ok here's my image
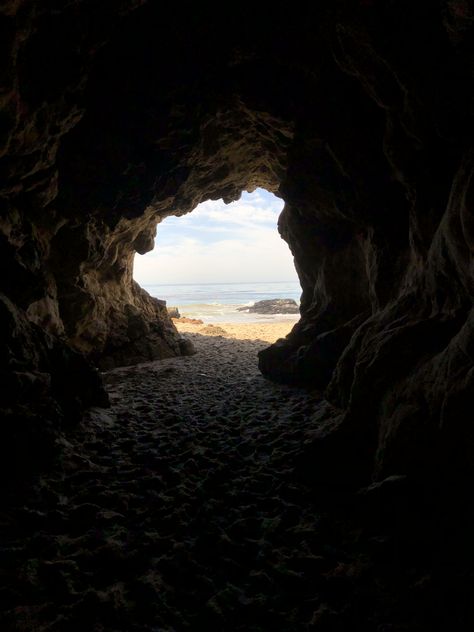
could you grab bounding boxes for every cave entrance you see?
[133,188,301,328]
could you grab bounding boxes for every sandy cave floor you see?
[0,323,461,630]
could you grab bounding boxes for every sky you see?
[133,189,299,284]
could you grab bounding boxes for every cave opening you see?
[133,188,302,329]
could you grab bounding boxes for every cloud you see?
[133,189,298,284]
[192,198,281,227]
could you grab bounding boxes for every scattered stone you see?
[178,338,196,355]
[167,307,181,319]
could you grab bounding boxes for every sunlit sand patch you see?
[174,320,296,343]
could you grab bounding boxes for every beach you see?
[174,317,297,343]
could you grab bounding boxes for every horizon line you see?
[139,280,301,286]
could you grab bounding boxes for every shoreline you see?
[174,318,298,343]
[172,305,300,326]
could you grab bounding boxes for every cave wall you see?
[261,1,474,484]
[1,0,473,484]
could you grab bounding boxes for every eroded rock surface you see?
[0,0,473,492]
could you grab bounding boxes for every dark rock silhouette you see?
[237,299,299,314]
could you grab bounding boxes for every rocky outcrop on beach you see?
[172,316,204,325]
[167,307,181,318]
[237,299,299,314]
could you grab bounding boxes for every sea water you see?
[142,281,302,323]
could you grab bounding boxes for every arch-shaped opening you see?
[133,188,301,329]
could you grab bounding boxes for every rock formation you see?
[1,0,474,491]
[167,307,181,319]
[237,299,299,314]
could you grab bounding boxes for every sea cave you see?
[1,1,474,629]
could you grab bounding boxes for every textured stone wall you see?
[1,0,473,483]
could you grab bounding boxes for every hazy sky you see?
[133,189,299,284]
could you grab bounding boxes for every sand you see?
[0,320,466,630]
[174,318,297,343]
[0,321,356,631]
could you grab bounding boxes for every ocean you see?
[142,281,302,323]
